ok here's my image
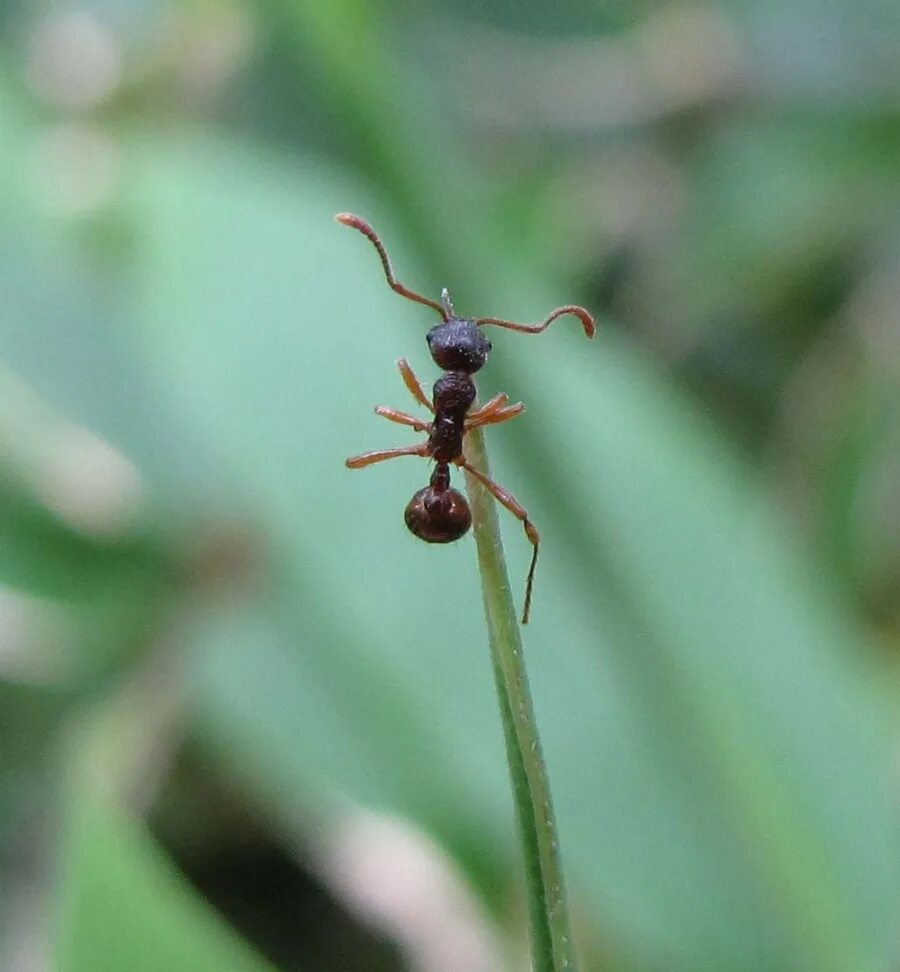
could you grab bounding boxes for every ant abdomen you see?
[404,485,471,543]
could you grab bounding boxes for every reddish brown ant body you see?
[339,213,594,623]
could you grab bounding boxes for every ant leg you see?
[375,405,431,432]
[457,459,540,625]
[335,214,448,320]
[475,304,595,339]
[397,358,434,412]
[346,443,428,469]
[466,402,525,430]
[465,392,509,423]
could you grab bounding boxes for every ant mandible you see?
[339,213,594,624]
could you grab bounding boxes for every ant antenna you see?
[335,213,448,320]
[475,304,595,339]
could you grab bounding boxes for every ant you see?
[339,213,594,624]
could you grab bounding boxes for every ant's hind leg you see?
[374,405,431,432]
[457,458,540,624]
[397,358,433,412]
[347,443,428,469]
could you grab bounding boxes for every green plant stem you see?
[462,427,577,972]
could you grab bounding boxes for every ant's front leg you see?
[374,405,431,432]
[397,359,434,412]
[456,458,540,624]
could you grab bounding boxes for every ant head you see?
[404,484,471,543]
[426,317,492,374]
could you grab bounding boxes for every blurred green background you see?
[1,0,899,970]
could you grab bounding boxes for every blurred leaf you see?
[54,736,278,972]
[0,379,177,690]
[0,5,896,972]
[731,0,899,102]
[122,130,899,971]
[0,475,148,596]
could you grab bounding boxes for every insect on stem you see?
[339,212,594,623]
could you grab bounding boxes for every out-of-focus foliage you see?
[1,1,898,971]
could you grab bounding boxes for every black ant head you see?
[426,318,492,374]
[404,484,471,543]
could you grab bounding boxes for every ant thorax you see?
[428,372,475,465]
[432,371,476,414]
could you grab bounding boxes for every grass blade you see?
[463,426,577,972]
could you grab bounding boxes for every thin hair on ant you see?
[339,212,594,624]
